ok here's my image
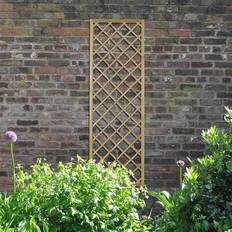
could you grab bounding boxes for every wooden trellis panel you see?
[89,19,144,185]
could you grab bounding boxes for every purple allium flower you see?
[176,160,185,167]
[4,131,17,143]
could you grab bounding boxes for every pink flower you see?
[4,131,17,143]
[176,160,185,167]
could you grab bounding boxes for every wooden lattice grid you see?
[89,19,145,185]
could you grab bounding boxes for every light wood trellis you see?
[89,19,144,185]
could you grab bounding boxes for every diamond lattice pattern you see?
[90,20,144,185]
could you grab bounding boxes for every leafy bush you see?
[0,158,151,232]
[152,107,232,232]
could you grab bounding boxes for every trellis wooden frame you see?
[89,19,145,185]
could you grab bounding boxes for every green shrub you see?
[152,107,232,232]
[0,158,151,232]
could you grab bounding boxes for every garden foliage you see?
[0,158,151,232]
[152,107,232,232]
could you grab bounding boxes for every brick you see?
[0,52,11,59]
[31,97,52,104]
[30,127,49,133]
[205,54,223,60]
[173,128,195,135]
[215,62,232,68]
[34,83,56,89]
[79,135,88,141]
[217,31,232,37]
[0,82,8,88]
[175,99,197,105]
[10,81,33,89]
[34,66,60,74]
[180,38,202,44]
[175,69,198,75]
[17,141,35,147]
[151,114,173,120]
[24,60,46,66]
[223,15,232,21]
[46,90,68,96]
[0,28,24,35]
[180,84,202,90]
[0,3,13,11]
[51,127,73,133]
[70,91,88,97]
[204,38,226,44]
[48,60,70,66]
[159,143,180,149]
[193,30,215,37]
[217,92,232,98]
[167,61,189,68]
[192,62,213,68]
[57,83,80,89]
[7,97,28,104]
[17,120,38,126]
[23,104,33,111]
[183,143,205,150]
[201,69,223,76]
[155,38,179,44]
[26,90,44,96]
[49,27,89,36]
[226,70,232,76]
[200,99,223,106]
[168,29,191,37]
[37,52,60,59]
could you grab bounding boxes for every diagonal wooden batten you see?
[89,19,144,186]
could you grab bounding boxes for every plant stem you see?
[10,142,16,193]
[180,167,182,187]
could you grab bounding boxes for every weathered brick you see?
[152,114,173,120]
[0,52,11,59]
[183,143,205,150]
[49,27,89,36]
[204,38,226,44]
[48,60,70,66]
[9,81,32,89]
[215,62,232,68]
[180,84,202,90]
[57,83,80,89]
[180,38,202,44]
[217,31,232,37]
[159,143,181,150]
[34,66,59,74]
[0,82,8,88]
[17,141,35,147]
[192,62,213,68]
[201,69,223,76]
[30,127,49,133]
[6,97,28,103]
[17,120,38,126]
[205,54,223,60]
[34,82,56,88]
[175,99,197,105]
[217,92,232,98]
[46,90,68,96]
[175,69,198,76]
[193,30,215,37]
[173,128,195,135]
[0,28,24,35]
[24,60,46,66]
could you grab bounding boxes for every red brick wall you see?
[0,0,231,191]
